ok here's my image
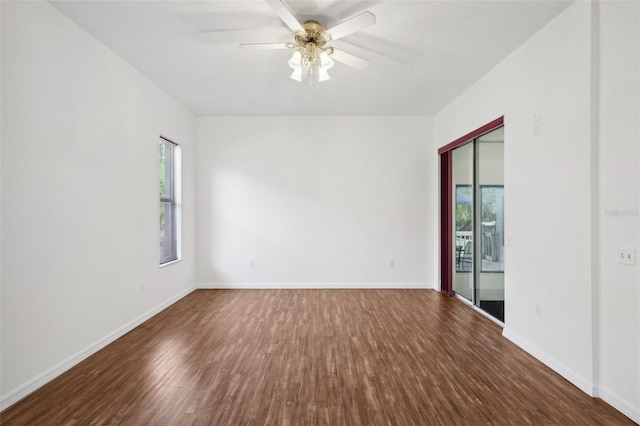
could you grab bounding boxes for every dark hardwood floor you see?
[1,289,634,425]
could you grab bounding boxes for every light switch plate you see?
[618,248,636,266]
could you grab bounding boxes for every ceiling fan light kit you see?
[240,0,376,84]
[287,20,334,83]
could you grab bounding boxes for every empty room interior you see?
[1,0,639,424]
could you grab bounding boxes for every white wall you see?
[0,1,197,409]
[196,116,433,288]
[434,1,639,422]
[597,0,640,419]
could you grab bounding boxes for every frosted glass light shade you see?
[290,67,303,81]
[288,50,302,69]
[318,67,330,82]
[319,51,334,69]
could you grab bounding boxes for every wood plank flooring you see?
[1,289,634,425]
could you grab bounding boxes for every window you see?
[159,137,180,265]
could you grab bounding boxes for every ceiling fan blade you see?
[326,11,376,41]
[240,43,292,50]
[266,0,304,33]
[331,49,369,70]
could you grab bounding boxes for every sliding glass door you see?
[452,143,474,301]
[474,129,504,322]
[441,122,504,323]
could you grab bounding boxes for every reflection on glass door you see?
[452,143,473,301]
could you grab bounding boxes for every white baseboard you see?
[598,387,640,424]
[0,286,196,412]
[197,282,435,290]
[498,331,640,423]
[502,328,595,397]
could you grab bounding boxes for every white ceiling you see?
[51,0,572,116]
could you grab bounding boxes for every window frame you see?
[159,136,181,266]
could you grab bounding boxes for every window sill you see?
[160,258,182,268]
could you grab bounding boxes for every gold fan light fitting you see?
[286,19,335,83]
[240,3,375,83]
[294,20,331,47]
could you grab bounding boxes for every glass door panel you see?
[474,128,505,321]
[452,143,474,301]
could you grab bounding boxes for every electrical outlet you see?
[249,259,255,268]
[618,248,636,266]
[388,259,394,267]
[535,303,541,317]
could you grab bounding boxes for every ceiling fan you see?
[240,0,376,83]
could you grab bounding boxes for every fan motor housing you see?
[296,20,329,47]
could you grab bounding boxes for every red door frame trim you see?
[438,116,504,296]
[437,116,504,155]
